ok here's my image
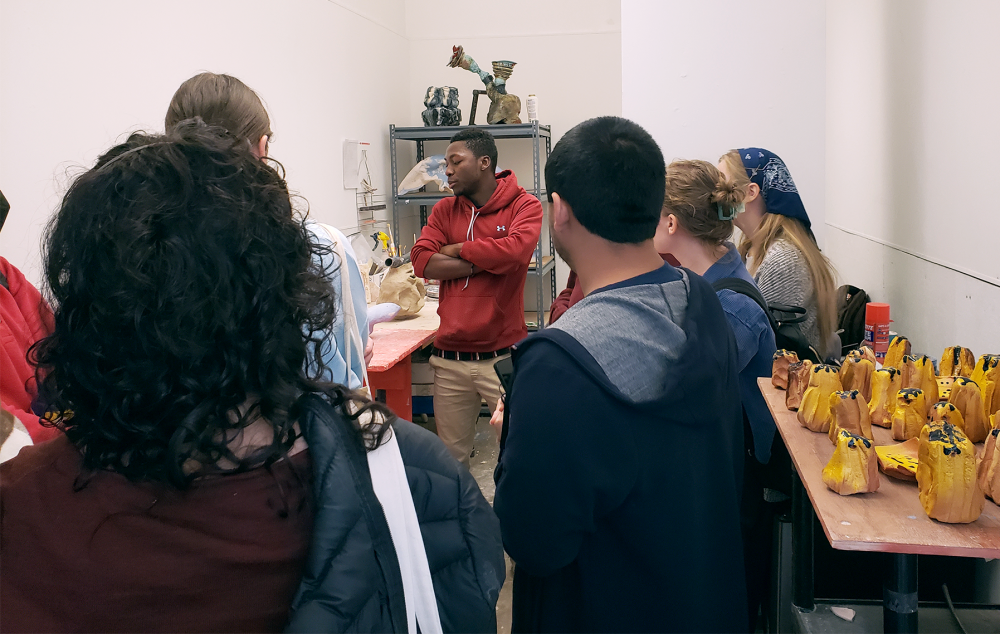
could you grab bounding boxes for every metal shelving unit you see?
[390,122,555,329]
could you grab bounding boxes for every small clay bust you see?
[948,377,990,443]
[869,367,902,428]
[828,390,873,444]
[785,360,814,411]
[891,388,926,441]
[797,365,843,433]
[917,419,984,523]
[940,346,976,378]
[823,430,880,495]
[971,354,1000,421]
[772,350,799,389]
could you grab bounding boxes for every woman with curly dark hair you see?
[0,121,504,633]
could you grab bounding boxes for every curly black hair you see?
[32,119,391,487]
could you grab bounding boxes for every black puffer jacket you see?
[286,396,505,633]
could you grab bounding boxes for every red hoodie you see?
[411,171,543,352]
[1,257,57,442]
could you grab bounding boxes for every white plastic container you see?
[526,94,538,122]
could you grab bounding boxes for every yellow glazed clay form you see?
[869,367,902,429]
[939,346,976,378]
[901,355,939,416]
[971,354,1000,421]
[884,336,911,372]
[841,358,874,403]
[823,430,880,495]
[828,390,873,444]
[948,377,990,443]
[917,419,984,523]
[797,365,843,433]
[891,389,926,441]
[771,350,799,390]
[978,428,1000,504]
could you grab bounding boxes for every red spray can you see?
[864,302,891,364]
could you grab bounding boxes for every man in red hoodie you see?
[411,128,542,466]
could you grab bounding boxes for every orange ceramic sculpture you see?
[841,358,874,403]
[917,419,984,523]
[797,365,843,433]
[771,350,799,389]
[940,346,976,378]
[828,390,873,444]
[901,355,938,416]
[884,336,912,372]
[948,377,990,443]
[823,430,880,495]
[785,360,814,411]
[869,367,902,428]
[891,388,927,441]
[971,354,1000,421]
[978,428,1000,504]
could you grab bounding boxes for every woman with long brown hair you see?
[719,148,839,360]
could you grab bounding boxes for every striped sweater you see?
[751,239,826,357]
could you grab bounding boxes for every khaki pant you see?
[429,354,506,467]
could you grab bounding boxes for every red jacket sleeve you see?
[410,201,452,279]
[548,271,579,324]
[459,195,543,275]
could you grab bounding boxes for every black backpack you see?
[836,284,871,355]
[711,277,821,363]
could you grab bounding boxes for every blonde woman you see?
[719,148,838,360]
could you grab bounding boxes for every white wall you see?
[404,0,623,295]
[0,0,409,285]
[622,0,827,245]
[825,0,1000,357]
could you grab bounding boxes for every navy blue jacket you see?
[287,396,505,633]
[494,268,747,633]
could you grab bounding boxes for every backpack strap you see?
[711,277,780,331]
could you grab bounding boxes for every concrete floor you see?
[417,413,514,634]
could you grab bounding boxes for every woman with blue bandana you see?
[719,148,839,360]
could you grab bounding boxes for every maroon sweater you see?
[411,171,543,352]
[0,436,312,633]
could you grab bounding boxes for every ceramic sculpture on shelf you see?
[948,377,990,443]
[901,354,939,416]
[398,155,451,196]
[421,86,462,127]
[828,390,873,444]
[917,417,984,523]
[447,45,522,124]
[377,261,426,318]
[823,430,880,495]
[797,365,843,433]
[884,335,911,372]
[940,345,976,378]
[869,367,902,428]
[891,388,926,441]
[978,428,1000,504]
[785,360,813,411]
[771,350,799,389]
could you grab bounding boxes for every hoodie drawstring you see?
[462,203,479,290]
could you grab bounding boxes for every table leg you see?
[368,355,413,421]
[883,553,918,634]
[791,467,815,612]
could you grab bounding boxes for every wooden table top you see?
[759,378,1000,559]
[367,300,439,373]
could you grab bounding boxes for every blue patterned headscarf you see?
[737,148,811,233]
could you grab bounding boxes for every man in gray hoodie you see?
[494,116,748,633]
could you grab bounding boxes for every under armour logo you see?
[497,225,506,231]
